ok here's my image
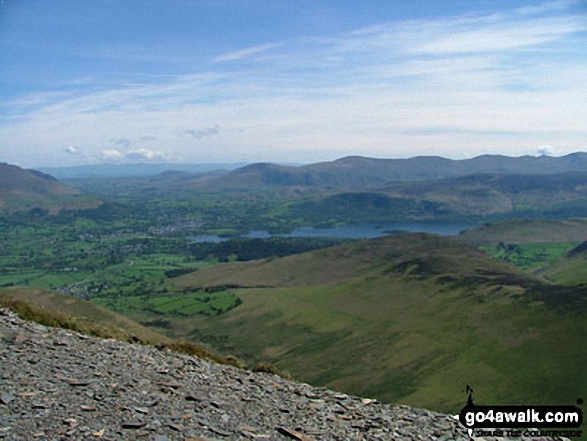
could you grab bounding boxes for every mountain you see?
[0,163,101,214]
[200,153,587,190]
[0,163,77,195]
[281,172,587,226]
[170,233,587,413]
[381,172,587,216]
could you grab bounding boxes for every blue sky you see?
[1,0,586,167]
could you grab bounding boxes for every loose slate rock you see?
[0,309,561,441]
[0,393,15,405]
[276,427,315,441]
[121,421,147,429]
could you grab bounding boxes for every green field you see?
[538,242,587,286]
[0,214,345,324]
[93,289,240,317]
[480,242,579,271]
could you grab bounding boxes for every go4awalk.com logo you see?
[455,385,584,439]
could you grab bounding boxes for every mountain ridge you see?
[198,153,587,190]
[35,152,587,189]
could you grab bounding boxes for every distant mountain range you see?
[381,172,587,216]
[40,162,246,179]
[38,152,587,186]
[6,153,587,218]
[197,153,587,190]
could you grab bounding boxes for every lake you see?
[191,222,474,243]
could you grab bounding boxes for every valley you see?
[5,2,587,437]
[1,155,586,426]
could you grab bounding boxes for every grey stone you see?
[0,308,559,441]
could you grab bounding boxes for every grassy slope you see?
[0,163,101,213]
[172,233,587,414]
[458,218,587,285]
[383,173,587,217]
[0,287,170,345]
[539,242,587,285]
[457,218,587,245]
[0,287,250,369]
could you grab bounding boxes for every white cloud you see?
[413,16,587,55]
[536,144,554,156]
[102,149,123,160]
[64,145,81,154]
[213,43,282,62]
[125,148,166,161]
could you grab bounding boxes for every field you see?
[0,211,347,335]
[480,242,579,271]
[93,289,240,317]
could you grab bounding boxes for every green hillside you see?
[257,170,587,224]
[539,241,587,286]
[383,173,587,217]
[170,233,587,414]
[0,163,101,214]
[458,218,587,246]
[0,287,170,344]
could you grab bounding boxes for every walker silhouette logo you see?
[454,386,583,439]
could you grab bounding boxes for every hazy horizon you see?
[1,0,587,168]
[30,150,587,175]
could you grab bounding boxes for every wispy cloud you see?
[1,1,586,166]
[413,16,587,54]
[514,0,578,16]
[213,43,282,62]
[184,125,220,140]
[126,148,167,161]
[333,6,587,58]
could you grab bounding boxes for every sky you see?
[1,0,586,168]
